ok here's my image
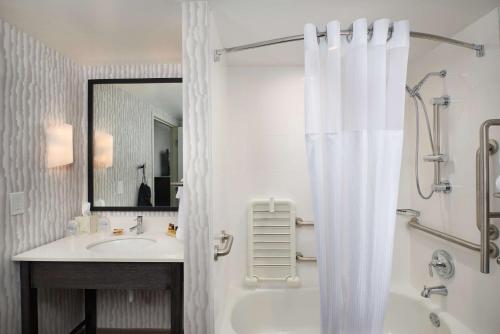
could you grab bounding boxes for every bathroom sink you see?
[86,237,156,254]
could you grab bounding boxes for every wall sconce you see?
[94,131,113,168]
[46,123,73,168]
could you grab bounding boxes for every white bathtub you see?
[220,287,474,334]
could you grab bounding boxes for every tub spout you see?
[421,285,448,298]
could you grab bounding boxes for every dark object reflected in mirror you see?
[137,164,152,207]
[88,78,182,211]
[160,149,170,177]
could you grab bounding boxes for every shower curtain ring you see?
[315,27,322,44]
[387,23,394,41]
[346,23,353,42]
[367,23,374,42]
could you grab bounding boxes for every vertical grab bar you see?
[475,141,499,230]
[478,119,500,273]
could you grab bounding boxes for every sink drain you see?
[429,312,440,328]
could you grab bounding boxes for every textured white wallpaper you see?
[0,19,85,334]
[182,2,213,333]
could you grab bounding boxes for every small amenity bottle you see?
[97,214,111,233]
[66,220,78,236]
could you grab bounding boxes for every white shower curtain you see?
[304,19,409,334]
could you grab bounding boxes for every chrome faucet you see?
[421,285,448,298]
[130,216,144,235]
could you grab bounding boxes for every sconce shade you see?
[46,123,73,168]
[94,131,113,168]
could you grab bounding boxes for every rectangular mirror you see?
[88,78,182,211]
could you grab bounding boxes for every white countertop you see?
[12,231,184,263]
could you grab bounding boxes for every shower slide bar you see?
[214,28,484,61]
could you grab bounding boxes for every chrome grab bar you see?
[407,217,499,254]
[296,252,316,262]
[475,140,499,230]
[295,217,314,226]
[214,230,234,261]
[398,211,499,259]
[478,120,500,273]
[399,119,500,274]
[295,219,315,262]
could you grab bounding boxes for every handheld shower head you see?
[408,70,447,96]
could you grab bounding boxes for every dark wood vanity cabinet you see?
[20,261,183,334]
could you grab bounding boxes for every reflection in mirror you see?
[90,79,182,210]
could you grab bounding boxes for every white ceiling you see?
[0,0,498,66]
[0,0,182,65]
[210,0,500,66]
[117,83,183,121]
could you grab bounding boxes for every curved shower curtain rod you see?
[214,28,484,61]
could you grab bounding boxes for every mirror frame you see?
[88,78,182,211]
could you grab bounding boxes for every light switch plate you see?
[9,192,25,216]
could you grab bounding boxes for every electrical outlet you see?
[9,192,25,216]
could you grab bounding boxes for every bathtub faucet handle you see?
[428,250,455,279]
[428,259,445,277]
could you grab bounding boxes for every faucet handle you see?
[429,250,455,279]
[130,216,144,234]
[428,259,446,277]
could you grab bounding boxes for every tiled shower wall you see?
[0,17,182,332]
